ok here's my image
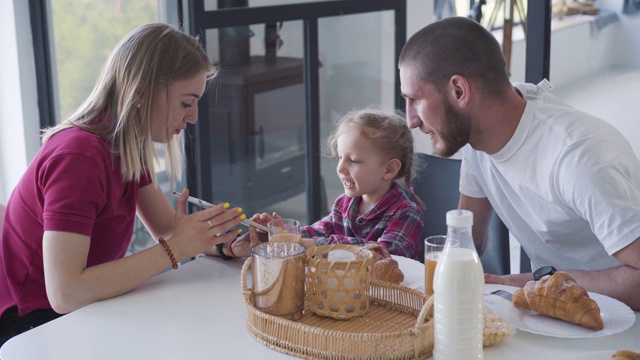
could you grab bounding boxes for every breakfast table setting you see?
[396,256,639,360]
[1,250,638,360]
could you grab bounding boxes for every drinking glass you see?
[424,235,447,296]
[268,218,301,244]
[251,242,306,320]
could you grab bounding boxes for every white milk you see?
[433,247,484,360]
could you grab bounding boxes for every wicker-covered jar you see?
[306,244,373,320]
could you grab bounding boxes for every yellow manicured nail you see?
[237,228,243,234]
[240,214,246,220]
[182,188,187,194]
[237,208,243,213]
[223,203,230,209]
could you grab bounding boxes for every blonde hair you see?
[42,23,216,188]
[328,108,425,209]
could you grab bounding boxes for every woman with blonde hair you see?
[0,23,244,346]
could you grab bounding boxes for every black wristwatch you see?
[216,243,234,261]
[533,266,557,281]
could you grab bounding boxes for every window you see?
[437,0,528,29]
[42,0,181,254]
[49,0,158,122]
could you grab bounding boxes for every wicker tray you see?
[241,258,434,360]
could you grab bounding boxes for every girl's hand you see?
[169,189,244,260]
[231,226,267,258]
[250,212,282,227]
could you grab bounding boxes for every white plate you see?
[391,255,425,292]
[484,283,636,338]
[568,350,618,360]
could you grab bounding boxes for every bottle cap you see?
[446,209,473,227]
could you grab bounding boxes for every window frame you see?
[30,0,57,129]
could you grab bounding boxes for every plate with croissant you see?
[484,272,635,338]
[569,349,640,360]
[391,255,425,291]
[361,244,425,290]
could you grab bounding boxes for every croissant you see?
[611,350,640,360]
[370,258,404,284]
[512,271,604,330]
[363,243,404,284]
[363,243,391,262]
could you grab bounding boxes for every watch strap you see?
[216,242,234,261]
[533,265,557,281]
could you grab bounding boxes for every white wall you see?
[0,0,41,204]
[509,19,614,86]
[509,3,640,88]
[601,0,640,67]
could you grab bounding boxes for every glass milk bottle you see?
[433,209,484,360]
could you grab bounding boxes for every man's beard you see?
[434,99,472,158]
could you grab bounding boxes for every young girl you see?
[217,108,426,260]
[0,23,245,346]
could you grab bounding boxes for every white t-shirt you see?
[460,82,640,271]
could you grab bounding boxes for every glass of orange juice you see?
[268,219,301,244]
[424,235,447,296]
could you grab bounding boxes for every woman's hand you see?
[169,189,244,260]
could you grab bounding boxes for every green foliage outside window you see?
[50,0,158,123]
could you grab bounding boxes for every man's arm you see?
[486,238,640,310]
[566,238,640,310]
[459,194,494,256]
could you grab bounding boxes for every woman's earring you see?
[136,103,141,108]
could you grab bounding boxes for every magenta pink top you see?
[0,125,151,316]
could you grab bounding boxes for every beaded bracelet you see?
[158,238,179,269]
[228,235,239,258]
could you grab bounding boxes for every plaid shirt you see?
[302,182,425,259]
